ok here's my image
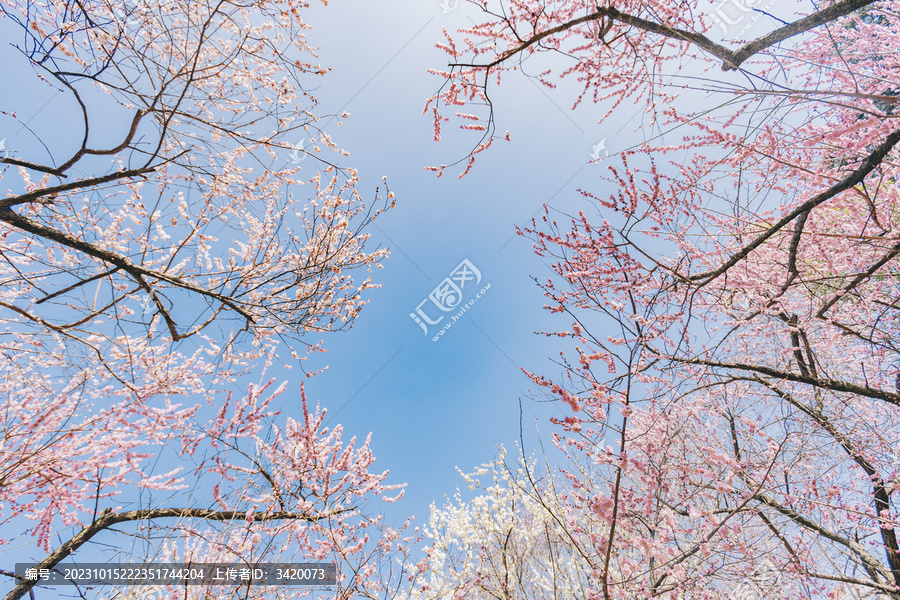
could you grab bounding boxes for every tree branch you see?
[687,127,900,284]
[751,493,892,584]
[757,379,900,586]
[0,166,156,210]
[726,0,876,70]
[453,0,876,72]
[815,239,900,318]
[674,356,900,406]
[3,506,331,600]
[0,207,254,325]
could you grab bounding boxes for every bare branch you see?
[0,207,254,324]
[3,506,335,600]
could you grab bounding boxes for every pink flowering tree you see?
[0,0,410,598]
[421,0,900,598]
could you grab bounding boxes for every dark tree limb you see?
[0,207,254,325]
[816,240,900,318]
[0,166,156,210]
[751,493,893,586]
[673,356,900,406]
[452,0,877,71]
[688,127,900,284]
[3,506,334,600]
[757,379,900,586]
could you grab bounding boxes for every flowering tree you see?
[3,380,413,600]
[0,0,408,598]
[409,448,603,600]
[422,0,900,598]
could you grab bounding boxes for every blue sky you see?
[0,0,626,580]
[281,0,805,533]
[285,0,662,532]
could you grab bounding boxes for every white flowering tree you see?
[409,449,603,600]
